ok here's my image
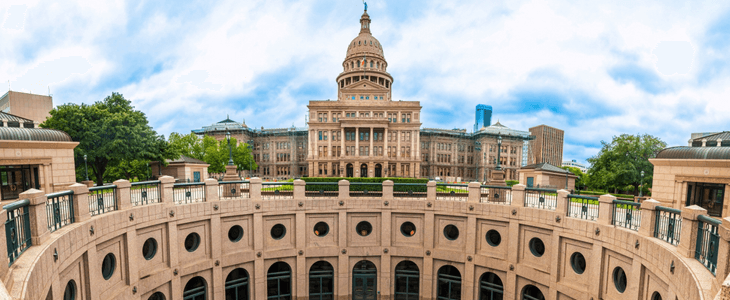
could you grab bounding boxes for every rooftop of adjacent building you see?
[0,126,72,142]
[528,124,564,133]
[656,146,730,160]
[520,162,573,174]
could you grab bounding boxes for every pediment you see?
[343,82,388,91]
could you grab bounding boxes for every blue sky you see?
[3,0,730,166]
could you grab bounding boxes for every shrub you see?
[506,180,519,187]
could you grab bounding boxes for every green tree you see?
[561,166,586,190]
[586,134,666,194]
[168,133,256,175]
[41,92,175,185]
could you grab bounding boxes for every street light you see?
[83,154,89,181]
[495,135,503,171]
[639,170,645,197]
[226,131,234,166]
[474,140,482,182]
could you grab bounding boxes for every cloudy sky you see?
[2,0,730,166]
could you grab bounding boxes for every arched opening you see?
[360,164,368,178]
[309,261,334,299]
[437,265,461,300]
[394,260,419,299]
[375,164,382,178]
[521,285,544,300]
[353,260,377,300]
[267,262,292,300]
[183,276,207,300]
[479,272,503,300]
[225,268,249,300]
[346,163,354,178]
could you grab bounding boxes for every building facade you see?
[474,104,492,132]
[562,159,587,173]
[528,124,564,166]
[0,91,54,125]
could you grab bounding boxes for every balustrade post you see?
[678,205,706,258]
[250,177,262,201]
[20,189,48,245]
[467,182,480,203]
[0,209,8,276]
[511,184,526,207]
[204,178,219,202]
[293,179,306,199]
[338,180,350,201]
[159,175,176,203]
[639,199,660,237]
[598,194,617,226]
[427,181,436,201]
[716,217,730,281]
[113,179,131,211]
[555,190,570,216]
[68,183,90,223]
[382,180,394,201]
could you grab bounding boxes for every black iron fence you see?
[173,182,206,204]
[567,195,599,221]
[393,183,427,200]
[612,200,641,231]
[435,183,469,201]
[654,206,682,246]
[695,215,720,275]
[4,199,31,266]
[219,181,251,199]
[480,185,512,205]
[349,183,383,198]
[88,185,117,216]
[262,182,294,200]
[131,181,161,206]
[524,188,557,210]
[305,182,339,199]
[46,190,75,232]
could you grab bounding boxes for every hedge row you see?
[578,190,635,199]
[302,177,428,192]
[301,177,428,183]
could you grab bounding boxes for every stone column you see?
[249,177,262,201]
[638,199,660,237]
[598,194,617,225]
[355,128,360,156]
[556,189,570,216]
[511,184,526,207]
[397,130,401,158]
[678,205,707,258]
[68,183,90,223]
[159,175,176,204]
[338,180,350,201]
[293,179,305,199]
[427,181,437,201]
[411,130,416,159]
[42,163,52,193]
[384,128,389,158]
[204,178,219,202]
[341,128,345,156]
[369,127,374,157]
[328,130,332,158]
[382,180,394,201]
[113,179,132,211]
[20,189,49,245]
[467,182,480,203]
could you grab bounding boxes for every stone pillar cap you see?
[511,184,526,191]
[112,179,131,188]
[640,199,661,210]
[159,175,175,184]
[468,182,481,188]
[557,189,570,196]
[19,188,45,198]
[293,179,306,186]
[249,177,262,184]
[338,180,350,186]
[598,194,617,203]
[382,180,394,186]
[204,178,218,186]
[67,183,89,194]
[682,205,707,220]
[427,181,437,187]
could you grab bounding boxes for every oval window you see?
[401,222,416,237]
[184,232,201,252]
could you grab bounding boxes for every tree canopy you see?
[168,132,257,175]
[586,133,666,194]
[41,92,176,185]
[561,166,587,190]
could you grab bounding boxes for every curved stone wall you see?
[2,178,724,300]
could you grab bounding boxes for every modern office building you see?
[474,104,493,132]
[562,159,587,173]
[528,124,564,166]
[0,91,54,125]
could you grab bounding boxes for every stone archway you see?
[375,164,382,178]
[361,164,368,178]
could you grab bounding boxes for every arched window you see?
[437,265,461,300]
[183,277,207,300]
[353,260,377,300]
[479,272,503,300]
[225,268,249,300]
[521,285,544,300]
[267,262,292,300]
[309,261,334,299]
[394,261,419,300]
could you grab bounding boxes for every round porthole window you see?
[486,230,501,246]
[401,222,416,237]
[528,237,545,257]
[443,225,459,240]
[63,280,76,300]
[356,221,372,236]
[184,232,201,252]
[613,267,627,293]
[570,252,586,274]
[228,225,243,242]
[148,292,166,300]
[101,253,116,280]
[651,291,662,300]
[142,238,157,260]
[271,224,286,240]
[314,222,329,237]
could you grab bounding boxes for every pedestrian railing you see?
[524,188,557,210]
[695,215,720,275]
[219,181,250,199]
[4,200,31,266]
[304,182,339,199]
[46,190,75,232]
[131,181,161,206]
[654,206,682,246]
[173,182,206,204]
[567,195,599,221]
[349,183,383,198]
[393,183,427,200]
[436,183,469,201]
[88,185,117,216]
[612,200,641,231]
[262,182,294,200]
[480,185,512,205]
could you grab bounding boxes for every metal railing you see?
[46,190,75,232]
[349,183,383,198]
[480,185,512,205]
[567,195,599,221]
[654,206,682,246]
[696,215,720,275]
[262,182,294,200]
[4,200,31,266]
[612,200,641,231]
[88,185,117,216]
[131,181,161,206]
[436,183,468,201]
[524,188,557,210]
[219,181,250,199]
[173,182,206,204]
[393,183,428,200]
[304,182,339,199]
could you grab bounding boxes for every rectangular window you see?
[318,131,322,140]
[360,132,364,141]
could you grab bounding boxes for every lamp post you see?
[226,131,234,166]
[247,140,254,178]
[639,170,645,197]
[565,170,569,190]
[474,140,482,182]
[496,135,502,171]
[83,154,89,181]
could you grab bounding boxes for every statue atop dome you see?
[364,1,367,11]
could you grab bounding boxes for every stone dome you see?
[345,11,385,60]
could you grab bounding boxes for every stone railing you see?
[0,179,729,299]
